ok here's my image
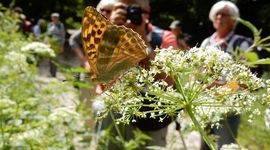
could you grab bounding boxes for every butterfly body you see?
[82,6,147,83]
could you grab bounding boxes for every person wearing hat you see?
[169,20,190,50]
[47,12,66,77]
[47,12,65,51]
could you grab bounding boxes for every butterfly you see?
[81,6,148,84]
[224,80,248,92]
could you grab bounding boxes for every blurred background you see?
[1,0,270,46]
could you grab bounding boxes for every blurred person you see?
[32,18,49,77]
[32,18,46,38]
[20,14,32,35]
[47,12,66,53]
[10,6,32,35]
[169,20,190,50]
[96,0,115,18]
[200,1,249,52]
[110,0,177,50]
[200,1,251,149]
[105,0,177,147]
[11,6,23,17]
[47,12,65,77]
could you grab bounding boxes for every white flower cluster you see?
[100,46,268,126]
[21,42,55,57]
[11,127,45,144]
[0,96,16,110]
[0,51,30,76]
[49,106,80,123]
[0,15,89,149]
[220,143,247,150]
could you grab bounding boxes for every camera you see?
[124,6,143,25]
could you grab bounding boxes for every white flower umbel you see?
[0,51,31,76]
[21,42,55,57]
[99,46,269,149]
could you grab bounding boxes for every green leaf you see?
[237,18,259,38]
[247,58,270,65]
[4,125,13,132]
[245,52,259,62]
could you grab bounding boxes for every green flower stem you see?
[143,88,183,103]
[110,111,124,141]
[174,74,188,103]
[185,104,216,150]
[189,72,211,102]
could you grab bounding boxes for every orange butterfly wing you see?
[81,6,147,83]
[224,80,248,92]
[224,80,240,92]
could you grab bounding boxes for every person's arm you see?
[69,31,87,67]
[74,47,87,66]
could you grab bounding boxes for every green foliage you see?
[96,123,151,150]
[238,103,270,150]
[228,18,270,69]
[0,7,92,149]
[65,17,82,29]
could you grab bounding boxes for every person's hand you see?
[83,60,90,70]
[95,84,105,94]
[110,3,127,26]
[110,2,150,46]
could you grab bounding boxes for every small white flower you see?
[150,112,155,118]
[159,117,164,122]
[99,46,270,130]
[21,42,55,57]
